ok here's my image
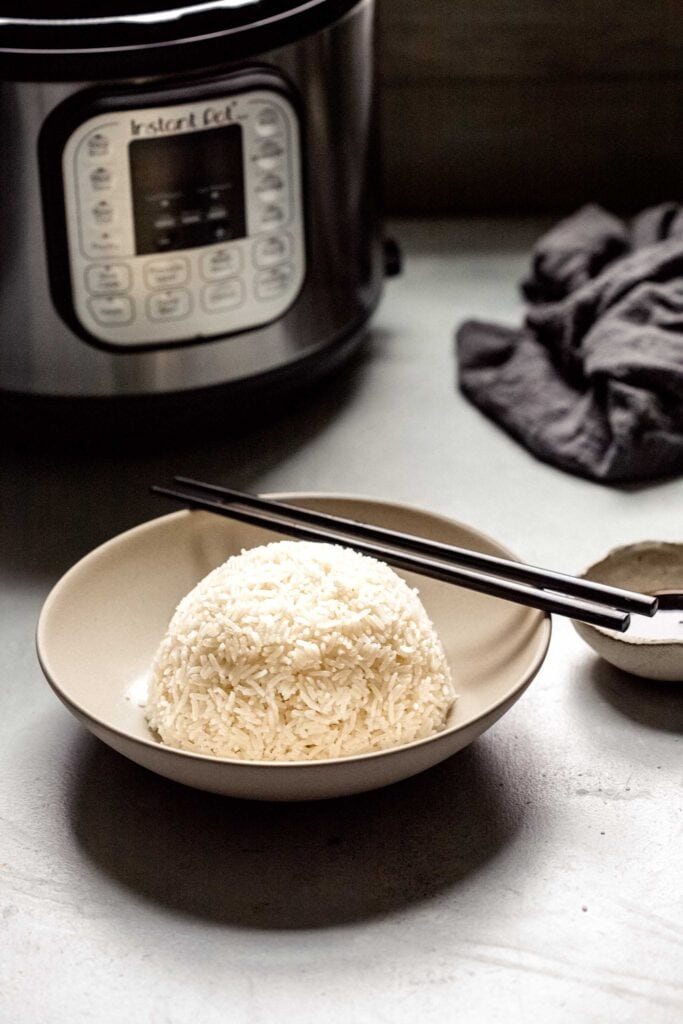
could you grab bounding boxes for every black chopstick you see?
[172,477,658,618]
[151,482,653,632]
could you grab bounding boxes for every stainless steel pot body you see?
[0,0,381,396]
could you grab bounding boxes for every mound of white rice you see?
[145,540,455,761]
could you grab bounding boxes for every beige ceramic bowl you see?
[37,495,551,801]
[573,541,683,682]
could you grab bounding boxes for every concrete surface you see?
[1,220,681,1023]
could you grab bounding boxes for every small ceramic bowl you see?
[37,494,551,801]
[573,541,683,682]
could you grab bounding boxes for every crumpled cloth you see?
[455,204,683,483]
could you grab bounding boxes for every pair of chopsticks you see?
[151,478,658,631]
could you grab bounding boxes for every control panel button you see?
[91,200,117,226]
[88,294,134,326]
[254,139,283,171]
[255,264,294,300]
[84,230,124,257]
[85,132,112,160]
[85,263,131,295]
[144,257,189,290]
[256,139,283,158]
[256,156,280,173]
[259,204,286,229]
[255,106,281,136]
[202,279,244,313]
[256,174,284,202]
[253,233,292,268]
[147,289,191,321]
[88,166,115,191]
[200,246,242,280]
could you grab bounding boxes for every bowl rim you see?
[36,493,552,770]
[577,540,683,648]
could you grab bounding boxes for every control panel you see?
[60,86,305,348]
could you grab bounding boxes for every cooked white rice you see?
[145,540,455,761]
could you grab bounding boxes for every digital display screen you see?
[129,124,246,255]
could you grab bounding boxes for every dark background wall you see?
[378,0,682,214]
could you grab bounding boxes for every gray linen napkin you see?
[455,204,683,483]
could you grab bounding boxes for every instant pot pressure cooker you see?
[0,1,389,399]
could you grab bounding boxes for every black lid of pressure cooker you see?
[0,0,362,80]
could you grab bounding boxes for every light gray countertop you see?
[1,220,681,1023]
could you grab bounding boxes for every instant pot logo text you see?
[129,104,234,137]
